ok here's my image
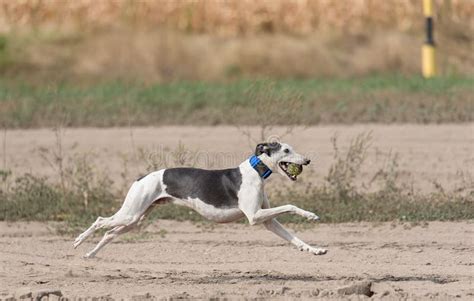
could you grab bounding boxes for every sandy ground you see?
[2,124,473,192]
[0,125,473,299]
[0,220,473,300]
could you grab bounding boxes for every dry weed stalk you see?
[326,132,372,198]
[2,128,6,170]
[235,81,304,147]
[38,126,66,193]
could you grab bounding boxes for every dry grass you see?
[4,29,437,81]
[1,0,472,35]
[0,1,472,80]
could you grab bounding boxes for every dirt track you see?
[0,220,473,300]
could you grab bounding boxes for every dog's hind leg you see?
[83,218,139,258]
[74,171,167,254]
[74,178,155,249]
[83,197,169,258]
[73,216,114,249]
[73,199,141,249]
[73,209,142,249]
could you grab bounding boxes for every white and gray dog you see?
[73,142,327,258]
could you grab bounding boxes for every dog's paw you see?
[83,252,95,259]
[302,211,320,221]
[72,237,82,249]
[298,245,327,255]
[310,248,328,255]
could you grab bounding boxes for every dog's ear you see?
[255,143,269,156]
[255,142,281,156]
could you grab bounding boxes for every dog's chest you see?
[237,168,265,208]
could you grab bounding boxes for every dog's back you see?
[163,167,242,209]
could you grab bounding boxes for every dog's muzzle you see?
[279,159,310,181]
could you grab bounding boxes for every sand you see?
[1,124,473,299]
[0,220,473,300]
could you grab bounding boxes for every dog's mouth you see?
[279,162,303,181]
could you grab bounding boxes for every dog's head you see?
[255,142,311,181]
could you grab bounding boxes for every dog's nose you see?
[304,159,311,165]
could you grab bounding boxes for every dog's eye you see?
[284,149,289,153]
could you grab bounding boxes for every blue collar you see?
[249,155,272,179]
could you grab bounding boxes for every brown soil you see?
[0,220,472,300]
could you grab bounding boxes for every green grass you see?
[0,75,472,128]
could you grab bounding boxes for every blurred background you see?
[0,0,472,83]
[0,0,472,128]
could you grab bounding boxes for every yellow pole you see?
[422,0,436,78]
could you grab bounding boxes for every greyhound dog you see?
[73,142,327,258]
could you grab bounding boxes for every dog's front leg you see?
[239,197,319,225]
[264,218,327,255]
[261,196,327,255]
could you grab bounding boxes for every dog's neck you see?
[257,154,275,170]
[248,155,272,179]
[240,154,275,182]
